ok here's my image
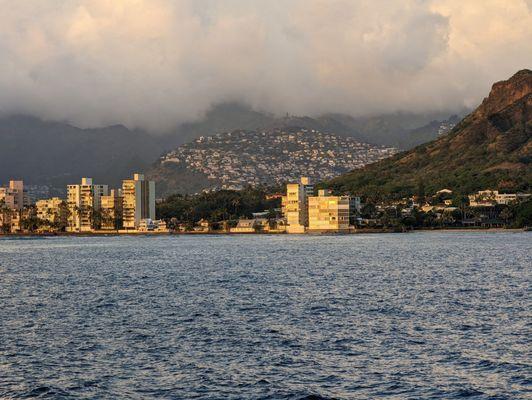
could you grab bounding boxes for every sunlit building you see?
[36,197,65,225]
[138,218,168,232]
[122,174,155,230]
[67,178,109,232]
[0,180,29,211]
[100,189,123,230]
[468,190,531,207]
[282,177,313,233]
[308,189,350,232]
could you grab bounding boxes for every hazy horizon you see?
[0,0,531,133]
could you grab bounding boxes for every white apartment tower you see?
[122,173,155,230]
[67,177,109,232]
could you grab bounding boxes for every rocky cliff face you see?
[329,70,532,198]
[476,69,532,117]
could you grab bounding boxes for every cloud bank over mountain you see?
[0,0,531,132]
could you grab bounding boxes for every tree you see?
[0,200,13,233]
[513,200,532,228]
[20,207,40,232]
[499,207,513,227]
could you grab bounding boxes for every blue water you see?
[0,232,530,399]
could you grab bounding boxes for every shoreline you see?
[0,227,528,237]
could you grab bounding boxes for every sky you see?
[0,0,531,132]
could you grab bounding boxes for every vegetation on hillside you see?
[327,70,532,200]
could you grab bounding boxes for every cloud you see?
[0,0,530,132]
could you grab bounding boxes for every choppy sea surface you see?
[0,232,530,399]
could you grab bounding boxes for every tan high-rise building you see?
[100,189,123,230]
[122,174,155,230]
[67,178,109,232]
[282,177,313,233]
[308,189,350,232]
[0,180,28,211]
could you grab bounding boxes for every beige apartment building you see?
[308,189,350,232]
[0,180,28,211]
[67,178,109,232]
[122,174,155,230]
[36,197,65,224]
[100,189,123,230]
[282,177,314,233]
[468,190,531,207]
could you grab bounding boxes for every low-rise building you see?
[230,218,268,233]
[468,190,530,207]
[138,218,168,232]
[193,219,211,232]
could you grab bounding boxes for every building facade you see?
[468,190,531,207]
[36,197,65,225]
[308,189,350,232]
[282,177,313,233]
[100,189,123,230]
[0,180,28,211]
[122,174,155,230]
[67,178,109,232]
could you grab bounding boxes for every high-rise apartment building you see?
[67,178,109,232]
[36,197,65,224]
[308,189,350,232]
[282,177,313,233]
[100,189,123,230]
[122,174,155,230]
[0,180,28,211]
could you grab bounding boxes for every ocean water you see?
[0,232,530,399]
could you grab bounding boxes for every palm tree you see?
[231,198,241,218]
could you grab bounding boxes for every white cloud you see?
[0,0,530,132]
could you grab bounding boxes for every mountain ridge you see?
[328,69,532,198]
[0,105,465,189]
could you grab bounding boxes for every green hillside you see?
[328,70,532,199]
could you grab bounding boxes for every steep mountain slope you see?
[328,70,532,198]
[0,116,163,187]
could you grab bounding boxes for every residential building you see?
[138,218,168,232]
[0,180,29,211]
[36,197,65,225]
[230,218,268,233]
[308,189,350,232]
[468,190,530,207]
[122,174,155,230]
[282,177,313,233]
[67,178,109,232]
[100,189,123,230]
[194,219,211,232]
